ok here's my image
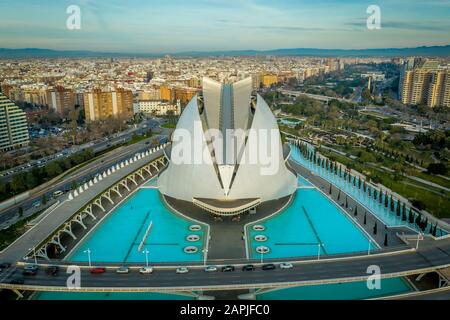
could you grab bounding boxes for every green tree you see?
[45,162,63,178]
[10,173,26,193]
[42,194,47,205]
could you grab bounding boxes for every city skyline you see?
[0,0,450,53]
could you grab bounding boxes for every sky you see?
[0,0,449,53]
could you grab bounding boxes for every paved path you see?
[166,196,291,260]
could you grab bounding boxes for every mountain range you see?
[1,45,450,58]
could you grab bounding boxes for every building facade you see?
[47,86,76,116]
[399,58,450,108]
[0,93,30,151]
[83,88,133,122]
[138,99,181,116]
[158,77,297,216]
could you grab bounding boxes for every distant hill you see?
[1,45,450,58]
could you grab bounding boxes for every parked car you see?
[204,266,218,272]
[221,265,235,272]
[279,262,293,270]
[242,265,256,272]
[116,266,130,274]
[32,201,41,208]
[139,266,153,274]
[90,267,106,274]
[46,266,59,276]
[262,264,276,271]
[176,267,189,274]
[0,262,11,269]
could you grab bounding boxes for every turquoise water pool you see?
[297,175,313,187]
[68,188,206,263]
[248,188,372,259]
[257,277,413,300]
[36,291,193,300]
[290,143,447,236]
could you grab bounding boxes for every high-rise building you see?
[0,93,30,151]
[83,88,133,122]
[46,86,76,116]
[174,87,198,104]
[160,85,173,102]
[399,58,449,108]
[261,74,278,87]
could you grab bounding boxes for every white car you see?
[176,267,189,274]
[204,266,218,272]
[139,266,153,274]
[53,190,63,197]
[279,262,293,269]
[116,266,130,274]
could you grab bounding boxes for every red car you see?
[90,267,106,274]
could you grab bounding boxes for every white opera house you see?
[158,77,296,216]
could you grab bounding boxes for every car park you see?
[242,265,256,271]
[279,262,293,269]
[221,265,235,272]
[116,266,130,274]
[204,266,218,272]
[139,266,153,274]
[262,264,276,271]
[176,267,189,274]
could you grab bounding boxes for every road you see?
[0,135,166,227]
[277,89,350,103]
[0,148,166,264]
[1,237,450,292]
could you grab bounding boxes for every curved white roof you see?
[158,77,296,205]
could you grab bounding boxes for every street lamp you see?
[84,248,92,268]
[202,247,208,267]
[142,249,150,267]
[260,251,264,264]
[416,232,422,250]
[317,243,321,261]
